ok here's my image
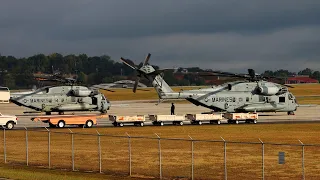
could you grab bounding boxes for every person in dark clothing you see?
[171,103,175,115]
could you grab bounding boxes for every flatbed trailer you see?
[223,113,258,124]
[109,115,146,127]
[186,113,223,125]
[149,114,185,126]
[31,114,107,128]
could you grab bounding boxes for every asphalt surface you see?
[0,101,319,128]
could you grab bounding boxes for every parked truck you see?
[0,113,17,129]
[223,113,258,124]
[149,114,185,126]
[186,113,223,125]
[109,115,146,127]
[31,114,107,128]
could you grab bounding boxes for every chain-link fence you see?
[0,128,319,179]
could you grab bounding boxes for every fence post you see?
[155,133,162,179]
[45,127,50,169]
[188,135,194,180]
[126,132,132,176]
[25,127,28,166]
[221,137,227,180]
[3,128,6,163]
[259,139,264,180]
[96,130,102,173]
[298,140,305,180]
[68,128,74,171]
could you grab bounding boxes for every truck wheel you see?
[113,122,117,127]
[198,121,202,125]
[119,123,124,127]
[85,120,94,128]
[160,122,164,126]
[235,120,239,124]
[179,121,183,126]
[6,121,14,130]
[253,119,257,124]
[57,120,65,128]
[140,122,144,127]
[217,120,221,125]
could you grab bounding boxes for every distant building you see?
[285,75,318,84]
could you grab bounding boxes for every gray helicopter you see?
[10,75,111,115]
[120,53,298,115]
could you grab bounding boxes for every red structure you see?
[286,76,318,84]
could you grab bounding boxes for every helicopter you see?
[120,53,298,115]
[10,72,111,115]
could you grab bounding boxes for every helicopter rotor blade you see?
[120,57,137,70]
[283,84,295,88]
[143,53,151,66]
[133,76,140,93]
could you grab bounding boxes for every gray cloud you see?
[0,0,320,73]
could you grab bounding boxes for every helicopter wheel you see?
[59,112,64,115]
[287,111,295,115]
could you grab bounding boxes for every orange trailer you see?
[31,114,107,128]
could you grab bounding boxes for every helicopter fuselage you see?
[10,86,111,114]
[174,81,298,113]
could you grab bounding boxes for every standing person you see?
[171,103,175,115]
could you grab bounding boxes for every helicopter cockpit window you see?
[279,97,285,103]
[288,93,293,100]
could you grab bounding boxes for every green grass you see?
[0,164,149,180]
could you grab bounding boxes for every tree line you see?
[0,53,319,89]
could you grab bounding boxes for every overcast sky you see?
[0,0,320,73]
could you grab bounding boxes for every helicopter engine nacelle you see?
[258,86,279,96]
[72,89,92,97]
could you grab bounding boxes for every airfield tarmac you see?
[0,101,320,128]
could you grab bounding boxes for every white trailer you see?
[149,114,185,126]
[186,113,223,125]
[223,113,258,124]
[109,115,145,127]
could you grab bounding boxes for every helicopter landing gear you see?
[58,112,64,115]
[287,111,295,115]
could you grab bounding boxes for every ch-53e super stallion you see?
[10,76,111,115]
[120,53,298,115]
